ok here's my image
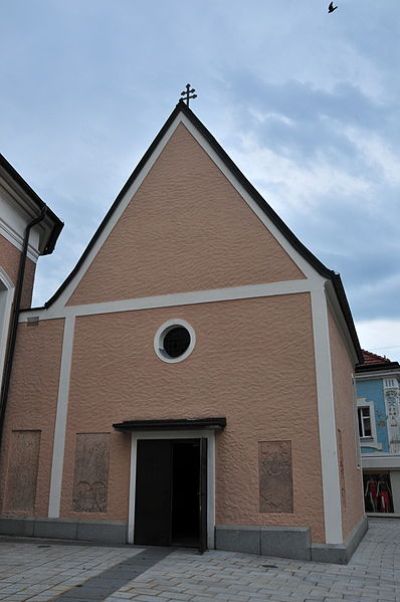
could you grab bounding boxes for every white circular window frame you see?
[154,319,196,364]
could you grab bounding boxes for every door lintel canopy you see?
[113,417,226,431]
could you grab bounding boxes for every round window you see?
[163,326,190,358]
[154,319,196,363]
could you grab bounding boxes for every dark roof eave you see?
[330,274,363,364]
[113,417,227,431]
[0,153,64,255]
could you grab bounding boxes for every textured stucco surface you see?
[67,123,304,305]
[60,293,326,542]
[0,232,35,307]
[328,306,364,540]
[0,319,64,517]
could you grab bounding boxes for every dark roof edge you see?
[39,102,362,361]
[113,417,227,431]
[355,361,400,374]
[0,153,63,254]
[330,274,363,364]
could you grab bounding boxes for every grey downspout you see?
[0,206,48,447]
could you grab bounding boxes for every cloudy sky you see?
[1,1,399,360]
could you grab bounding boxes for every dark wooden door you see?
[134,439,172,545]
[199,437,208,554]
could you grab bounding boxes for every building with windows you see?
[356,350,400,513]
[0,103,366,562]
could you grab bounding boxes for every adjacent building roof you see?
[0,152,63,255]
[362,350,392,365]
[356,349,400,374]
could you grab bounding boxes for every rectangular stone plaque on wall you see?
[259,440,293,513]
[5,430,41,512]
[72,433,110,512]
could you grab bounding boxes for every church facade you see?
[0,103,366,562]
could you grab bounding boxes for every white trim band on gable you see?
[20,279,314,322]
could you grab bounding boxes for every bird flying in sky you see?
[328,2,338,12]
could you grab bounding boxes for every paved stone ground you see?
[56,548,170,602]
[0,541,143,601]
[105,519,400,602]
[0,518,399,602]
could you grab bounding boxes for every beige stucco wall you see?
[328,305,364,539]
[0,232,36,307]
[0,319,64,517]
[67,124,304,305]
[59,293,326,542]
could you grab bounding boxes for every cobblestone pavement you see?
[0,541,143,601]
[105,519,400,602]
[0,518,399,602]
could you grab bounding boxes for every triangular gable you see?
[45,104,315,308]
[29,102,361,361]
[66,122,305,306]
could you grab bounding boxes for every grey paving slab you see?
[105,518,400,602]
[56,548,170,601]
[0,540,143,601]
[0,518,399,601]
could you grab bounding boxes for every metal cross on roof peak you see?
[180,84,197,107]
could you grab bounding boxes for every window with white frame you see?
[154,319,196,364]
[357,398,382,449]
[358,405,372,438]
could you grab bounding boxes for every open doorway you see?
[134,438,207,550]
[171,440,200,546]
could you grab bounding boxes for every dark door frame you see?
[128,430,215,549]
